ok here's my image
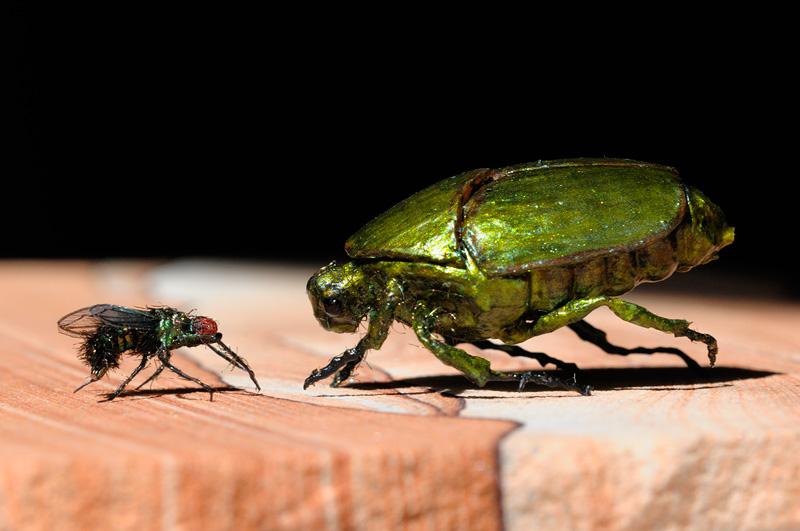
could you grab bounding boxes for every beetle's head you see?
[307,261,373,333]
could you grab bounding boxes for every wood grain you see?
[1,261,798,530]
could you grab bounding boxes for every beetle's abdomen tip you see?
[721,226,735,247]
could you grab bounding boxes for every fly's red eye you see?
[192,317,218,335]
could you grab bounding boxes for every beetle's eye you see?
[323,298,344,316]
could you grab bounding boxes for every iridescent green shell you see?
[345,159,687,277]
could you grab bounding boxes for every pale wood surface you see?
[0,261,798,530]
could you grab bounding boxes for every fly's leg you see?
[304,279,402,389]
[105,355,150,401]
[74,375,101,393]
[414,303,589,395]
[207,340,261,391]
[533,297,718,366]
[135,363,164,390]
[469,340,580,373]
[158,350,216,400]
[568,320,702,370]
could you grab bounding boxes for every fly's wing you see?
[57,304,158,337]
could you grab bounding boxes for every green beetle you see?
[305,159,734,394]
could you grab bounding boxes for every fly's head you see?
[170,311,222,347]
[307,261,375,333]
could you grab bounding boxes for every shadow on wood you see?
[95,385,247,401]
[346,366,778,395]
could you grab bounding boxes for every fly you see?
[58,304,261,401]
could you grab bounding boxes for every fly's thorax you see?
[307,261,379,333]
[154,309,182,347]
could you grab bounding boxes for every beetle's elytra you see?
[305,159,734,394]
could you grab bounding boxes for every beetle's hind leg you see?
[468,340,580,373]
[568,320,703,370]
[532,296,718,366]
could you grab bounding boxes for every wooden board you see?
[0,261,798,530]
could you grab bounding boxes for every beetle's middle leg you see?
[568,320,702,370]
[533,296,718,366]
[467,340,580,373]
[413,303,590,395]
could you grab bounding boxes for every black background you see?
[9,8,796,294]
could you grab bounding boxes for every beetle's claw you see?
[303,370,322,390]
[504,369,590,396]
[517,373,531,392]
[682,328,718,367]
[330,372,348,388]
[707,343,718,367]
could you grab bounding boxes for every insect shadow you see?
[100,385,245,402]
[347,366,779,395]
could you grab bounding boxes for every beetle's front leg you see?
[304,279,402,389]
[303,346,366,389]
[468,340,581,373]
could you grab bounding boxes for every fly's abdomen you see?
[81,327,125,374]
[80,327,152,374]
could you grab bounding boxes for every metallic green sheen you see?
[346,168,489,266]
[463,160,685,274]
[305,159,735,394]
